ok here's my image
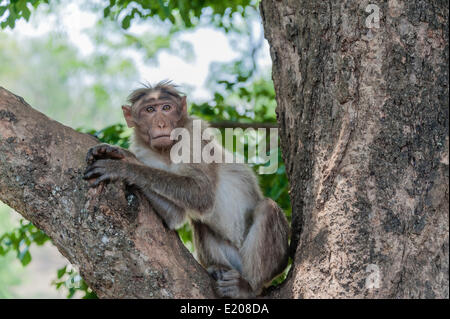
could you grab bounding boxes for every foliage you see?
[0,0,48,28]
[0,213,98,298]
[0,219,49,266]
[53,265,97,299]
[101,0,255,30]
[0,32,137,129]
[0,0,258,30]
[79,123,132,149]
[0,204,25,298]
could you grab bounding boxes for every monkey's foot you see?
[208,267,255,299]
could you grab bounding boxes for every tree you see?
[260,0,448,298]
[1,0,448,298]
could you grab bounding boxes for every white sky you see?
[5,2,272,101]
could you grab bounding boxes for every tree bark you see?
[261,0,448,298]
[0,87,214,298]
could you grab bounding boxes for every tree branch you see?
[209,121,277,129]
[0,87,215,298]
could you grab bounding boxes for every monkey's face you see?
[122,91,187,151]
[138,102,181,149]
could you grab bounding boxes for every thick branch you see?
[0,87,215,298]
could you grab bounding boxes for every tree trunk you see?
[261,0,448,298]
[0,87,214,298]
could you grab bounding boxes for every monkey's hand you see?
[83,159,134,187]
[86,143,140,165]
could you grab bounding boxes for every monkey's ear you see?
[122,105,135,128]
[181,96,187,114]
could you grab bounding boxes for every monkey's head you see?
[122,81,188,151]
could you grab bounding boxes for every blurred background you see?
[0,0,291,298]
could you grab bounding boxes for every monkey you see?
[83,80,290,298]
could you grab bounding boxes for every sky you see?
[4,2,272,101]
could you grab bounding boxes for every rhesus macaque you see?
[83,81,290,298]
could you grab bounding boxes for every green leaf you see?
[103,6,110,17]
[19,250,32,266]
[57,266,67,279]
[16,0,27,12]
[22,6,31,21]
[121,14,132,29]
[0,6,7,17]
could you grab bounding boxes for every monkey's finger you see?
[88,145,107,160]
[91,175,111,188]
[86,149,96,165]
[83,164,102,176]
[215,285,238,298]
[220,270,241,280]
[105,149,125,160]
[86,146,106,164]
[95,146,125,160]
[86,145,118,165]
[83,167,105,180]
[84,159,110,173]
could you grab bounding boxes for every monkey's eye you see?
[146,106,155,113]
[162,104,171,111]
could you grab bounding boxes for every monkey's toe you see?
[213,269,250,299]
[207,265,229,281]
[220,269,241,280]
[212,269,255,299]
[215,284,239,299]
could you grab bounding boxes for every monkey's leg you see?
[190,221,253,298]
[239,198,290,295]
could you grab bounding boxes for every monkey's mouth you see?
[153,135,171,140]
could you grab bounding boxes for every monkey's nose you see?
[158,122,165,128]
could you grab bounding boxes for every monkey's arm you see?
[142,190,186,230]
[84,159,215,213]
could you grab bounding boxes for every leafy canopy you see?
[0,0,258,29]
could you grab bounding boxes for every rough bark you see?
[0,87,214,298]
[261,0,449,298]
